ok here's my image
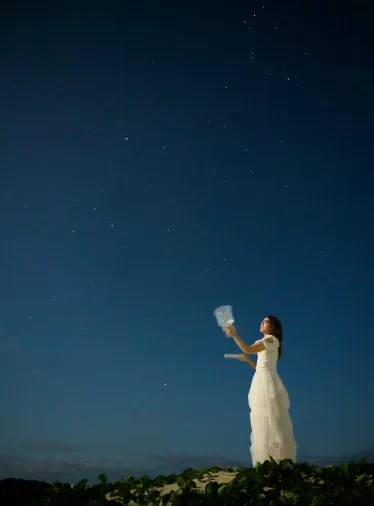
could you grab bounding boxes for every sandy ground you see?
[107,470,238,505]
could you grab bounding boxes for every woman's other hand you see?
[223,325,237,337]
[235,354,248,362]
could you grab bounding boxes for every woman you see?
[224,316,297,466]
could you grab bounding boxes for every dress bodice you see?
[255,335,279,372]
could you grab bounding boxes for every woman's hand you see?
[235,354,248,362]
[223,325,237,338]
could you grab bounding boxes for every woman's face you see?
[260,317,272,335]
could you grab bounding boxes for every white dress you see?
[248,334,297,466]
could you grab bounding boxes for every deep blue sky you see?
[1,0,373,483]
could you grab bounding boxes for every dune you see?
[107,470,238,505]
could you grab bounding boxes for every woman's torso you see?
[255,340,278,373]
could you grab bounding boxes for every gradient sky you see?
[1,0,373,484]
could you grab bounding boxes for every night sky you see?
[1,0,373,484]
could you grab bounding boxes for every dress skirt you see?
[248,370,297,465]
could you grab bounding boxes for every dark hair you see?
[266,315,283,359]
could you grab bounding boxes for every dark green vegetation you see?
[1,458,373,505]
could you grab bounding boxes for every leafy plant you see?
[2,458,373,506]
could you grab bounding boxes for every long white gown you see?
[248,334,297,466]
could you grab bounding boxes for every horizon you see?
[1,445,374,485]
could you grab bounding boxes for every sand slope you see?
[107,470,238,505]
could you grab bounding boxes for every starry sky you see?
[1,0,374,484]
